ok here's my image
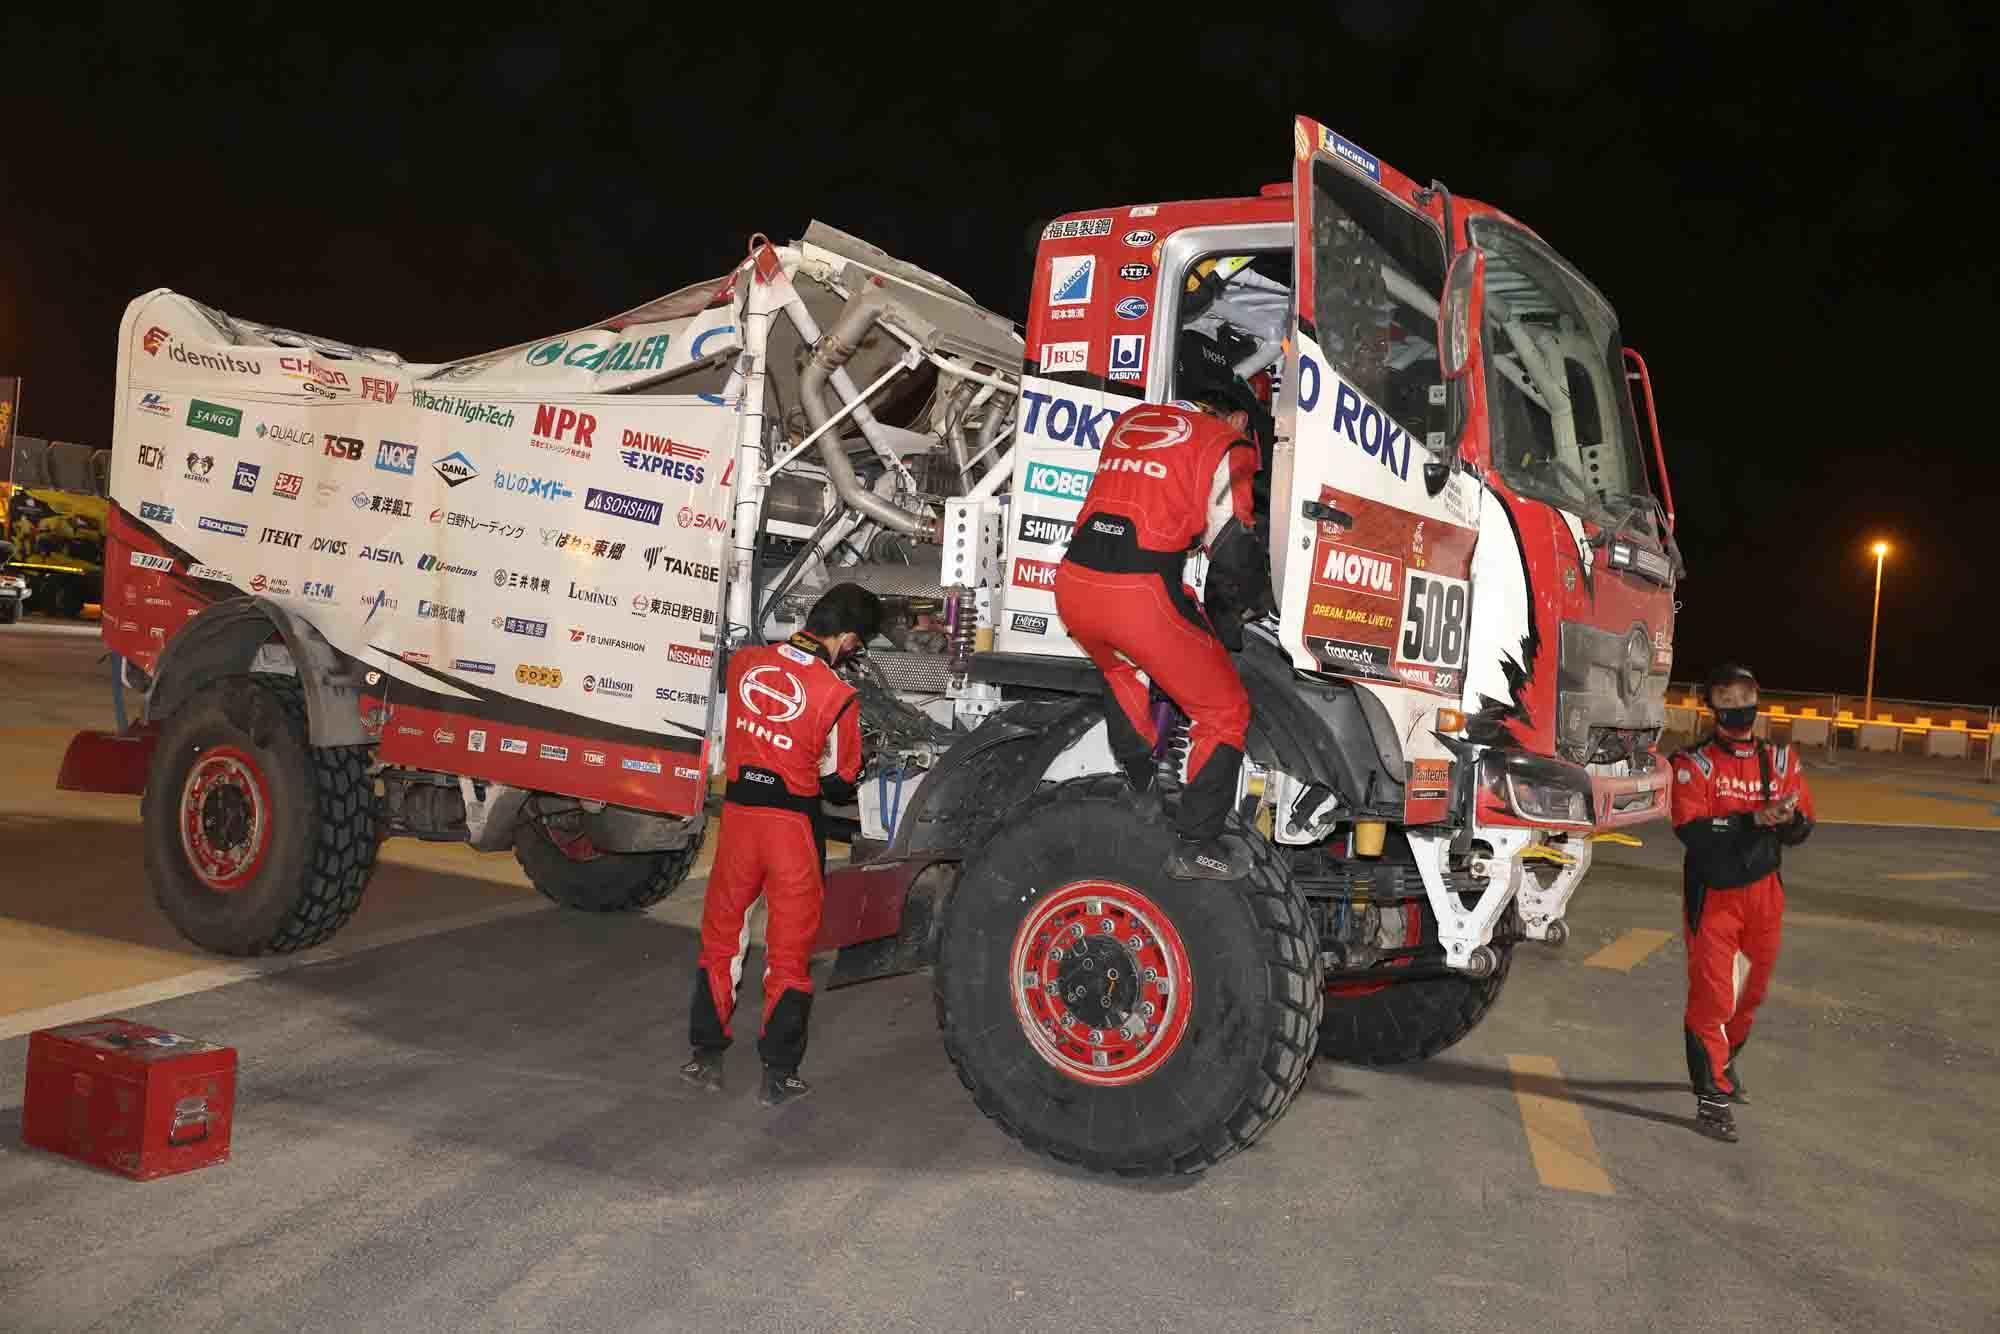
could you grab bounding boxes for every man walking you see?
[1670,663,1816,1142]
[681,583,880,1106]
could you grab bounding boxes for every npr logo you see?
[532,405,596,449]
[360,377,399,403]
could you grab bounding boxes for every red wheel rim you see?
[1010,878,1194,1087]
[178,745,272,892]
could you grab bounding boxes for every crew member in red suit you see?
[681,583,881,1106]
[1054,330,1274,880]
[1670,662,1816,1142]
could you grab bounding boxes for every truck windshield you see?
[1473,219,1651,521]
[1309,159,1447,444]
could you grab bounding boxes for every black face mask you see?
[1715,705,1758,734]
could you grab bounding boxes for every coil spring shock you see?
[1152,696,1191,817]
[945,586,977,677]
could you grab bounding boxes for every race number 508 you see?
[1400,574,1469,669]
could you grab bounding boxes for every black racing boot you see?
[758,1065,812,1108]
[1723,1044,1750,1104]
[678,1048,725,1094]
[1166,832,1253,881]
[1694,1096,1739,1143]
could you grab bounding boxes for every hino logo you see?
[1100,457,1167,479]
[738,665,806,724]
[1113,408,1193,451]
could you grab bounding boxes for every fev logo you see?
[1048,255,1094,307]
[1022,460,1094,501]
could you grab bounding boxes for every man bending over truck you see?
[681,583,882,1106]
[1054,329,1274,881]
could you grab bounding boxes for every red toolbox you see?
[21,1018,236,1181]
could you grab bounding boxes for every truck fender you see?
[146,596,374,748]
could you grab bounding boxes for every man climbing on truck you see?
[1053,330,1275,881]
[681,583,882,1106]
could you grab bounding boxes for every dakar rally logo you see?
[738,665,806,724]
[1114,408,1193,451]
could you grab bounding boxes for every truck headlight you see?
[1484,749,1595,827]
[1505,774,1591,825]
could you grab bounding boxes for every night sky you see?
[2,5,1991,703]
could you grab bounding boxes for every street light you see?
[1864,541,1890,720]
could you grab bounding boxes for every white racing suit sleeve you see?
[1202,452,1235,551]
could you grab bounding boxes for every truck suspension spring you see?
[1153,701,1190,812]
[945,586,976,676]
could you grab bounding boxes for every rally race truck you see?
[61,115,1681,1177]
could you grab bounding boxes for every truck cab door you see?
[1272,117,1482,703]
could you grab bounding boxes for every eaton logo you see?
[232,462,261,492]
[139,501,175,524]
[1048,255,1094,307]
[375,440,418,475]
[1022,461,1094,501]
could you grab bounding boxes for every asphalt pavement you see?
[2,618,1995,1332]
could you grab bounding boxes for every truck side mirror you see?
[1422,249,1485,495]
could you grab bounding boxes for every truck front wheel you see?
[511,812,705,912]
[142,673,379,955]
[935,775,1321,1176]
[1317,920,1514,1065]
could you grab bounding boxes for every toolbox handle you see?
[168,1114,210,1146]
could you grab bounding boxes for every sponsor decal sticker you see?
[198,516,247,537]
[584,486,663,525]
[499,737,529,756]
[1048,255,1095,307]
[433,450,478,486]
[1319,126,1382,181]
[454,659,496,674]
[1040,341,1089,374]
[416,554,477,576]
[188,564,230,582]
[411,388,516,430]
[1022,459,1094,500]
[130,552,175,572]
[139,501,175,524]
[617,429,708,482]
[375,440,418,475]
[621,757,663,773]
[515,664,563,687]
[499,615,549,638]
[1108,334,1144,381]
[526,334,670,374]
[1042,217,1112,240]
[274,472,303,499]
[493,569,551,592]
[1114,296,1149,320]
[1019,389,1123,449]
[1010,612,1050,635]
[361,376,398,403]
[582,673,635,699]
[137,444,165,470]
[359,546,404,564]
[582,750,607,767]
[1122,229,1155,247]
[496,470,575,501]
[1012,556,1059,590]
[639,548,720,581]
[468,729,488,753]
[415,599,467,623]
[667,642,715,669]
[1118,262,1153,280]
[530,404,596,459]
[187,401,244,438]
[1016,512,1074,546]
[138,392,171,417]
[569,628,646,652]
[182,452,216,483]
[232,462,260,492]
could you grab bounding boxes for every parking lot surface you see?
[3,621,1995,1332]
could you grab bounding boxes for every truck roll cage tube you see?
[787,288,940,542]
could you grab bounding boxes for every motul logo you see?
[1316,543,1400,599]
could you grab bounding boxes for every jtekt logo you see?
[260,528,302,548]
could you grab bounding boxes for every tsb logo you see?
[323,434,364,461]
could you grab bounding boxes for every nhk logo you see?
[1022,461,1093,501]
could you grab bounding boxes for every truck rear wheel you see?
[142,673,379,955]
[934,775,1321,1176]
[512,812,706,912]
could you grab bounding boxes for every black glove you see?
[1203,518,1273,652]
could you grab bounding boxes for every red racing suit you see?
[1669,733,1816,1096]
[689,631,861,1072]
[1053,401,1259,840]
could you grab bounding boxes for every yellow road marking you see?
[1507,1055,1615,1196]
[1583,927,1674,972]
[1883,870,1978,882]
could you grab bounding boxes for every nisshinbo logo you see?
[1023,461,1093,501]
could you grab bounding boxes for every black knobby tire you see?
[52,579,86,619]
[512,816,706,912]
[1316,944,1513,1066]
[934,774,1321,1177]
[142,673,379,956]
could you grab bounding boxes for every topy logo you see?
[738,665,807,724]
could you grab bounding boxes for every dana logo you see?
[187,400,242,438]
[233,462,261,492]
[139,501,175,524]
[496,470,575,501]
[1316,542,1401,599]
[198,516,247,537]
[667,642,714,669]
[1048,255,1094,307]
[1012,557,1059,590]
[529,404,596,458]
[526,334,670,374]
[433,450,478,487]
[1108,334,1144,382]
[274,472,303,499]
[583,487,662,525]
[359,546,404,564]
[1114,296,1149,320]
[1040,341,1088,374]
[1017,512,1074,546]
[1010,612,1050,635]
[1019,389,1123,449]
[139,392,171,417]
[375,440,418,475]
[1022,460,1093,501]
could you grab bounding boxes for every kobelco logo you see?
[1114,408,1193,451]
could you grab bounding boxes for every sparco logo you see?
[667,643,714,669]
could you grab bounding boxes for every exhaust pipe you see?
[796,291,939,542]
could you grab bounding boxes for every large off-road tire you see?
[51,578,86,619]
[142,673,379,956]
[935,775,1321,1177]
[1317,939,1513,1066]
[512,813,706,912]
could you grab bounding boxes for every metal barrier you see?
[1664,683,1997,782]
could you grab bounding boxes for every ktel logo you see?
[734,664,806,750]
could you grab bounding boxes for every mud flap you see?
[822,859,958,990]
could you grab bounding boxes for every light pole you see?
[1864,541,1889,721]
